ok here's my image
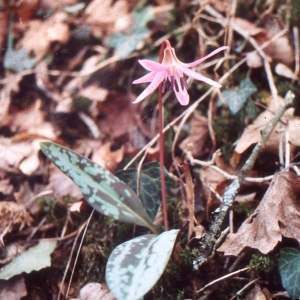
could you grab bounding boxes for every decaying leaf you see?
[232,18,294,68]
[0,202,33,236]
[230,96,296,167]
[275,63,299,80]
[18,12,70,60]
[70,282,116,300]
[179,163,195,239]
[0,275,27,300]
[179,113,211,157]
[245,285,272,300]
[218,171,300,255]
[0,138,36,173]
[85,0,129,39]
[199,155,237,218]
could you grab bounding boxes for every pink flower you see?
[132,40,228,105]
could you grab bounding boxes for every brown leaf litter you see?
[218,171,300,255]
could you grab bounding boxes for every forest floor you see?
[0,0,300,299]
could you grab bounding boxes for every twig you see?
[64,210,94,300]
[278,126,284,170]
[293,26,299,81]
[196,267,249,293]
[78,112,101,139]
[230,278,259,300]
[285,130,290,168]
[186,150,274,183]
[57,210,94,300]
[228,252,247,272]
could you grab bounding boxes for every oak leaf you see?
[218,171,300,255]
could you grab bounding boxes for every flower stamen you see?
[180,77,188,90]
[170,76,175,91]
[174,80,180,92]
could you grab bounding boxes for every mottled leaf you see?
[0,241,56,280]
[106,229,179,300]
[222,77,257,115]
[279,248,300,299]
[40,142,155,231]
[116,162,175,220]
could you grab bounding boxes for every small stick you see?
[230,278,259,300]
[196,267,249,293]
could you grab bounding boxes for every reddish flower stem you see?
[158,40,169,231]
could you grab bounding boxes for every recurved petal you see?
[178,65,222,88]
[138,59,169,72]
[174,88,189,105]
[132,71,166,103]
[133,72,156,84]
[183,46,228,68]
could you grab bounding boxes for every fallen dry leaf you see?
[232,18,294,68]
[179,113,211,158]
[0,179,13,196]
[0,275,27,300]
[70,282,116,300]
[0,138,34,173]
[0,73,22,125]
[275,63,299,80]
[0,201,32,237]
[179,163,195,240]
[79,85,109,102]
[85,0,129,39]
[18,11,70,60]
[199,155,237,211]
[218,171,300,255]
[15,0,39,21]
[246,285,272,300]
[230,96,295,167]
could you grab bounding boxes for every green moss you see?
[248,253,277,275]
[38,196,68,224]
[234,202,255,218]
[151,246,197,299]
[78,214,133,285]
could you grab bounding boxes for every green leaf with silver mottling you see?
[279,247,300,299]
[40,142,156,231]
[116,162,175,220]
[106,229,179,300]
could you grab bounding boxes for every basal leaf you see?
[40,142,155,231]
[222,77,257,115]
[279,247,300,299]
[116,162,175,220]
[0,241,57,280]
[106,229,179,300]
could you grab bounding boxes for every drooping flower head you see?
[132,40,228,105]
